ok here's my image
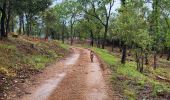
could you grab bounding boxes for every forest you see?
[0,0,170,100]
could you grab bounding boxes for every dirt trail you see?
[19,47,115,100]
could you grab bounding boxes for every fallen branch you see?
[156,75,170,83]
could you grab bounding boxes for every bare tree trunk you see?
[19,15,22,34]
[62,21,65,43]
[153,51,157,70]
[102,24,108,49]
[45,28,48,40]
[136,52,140,71]
[160,52,163,58]
[121,44,127,64]
[26,15,32,36]
[0,1,6,38]
[26,15,29,36]
[140,55,144,73]
[11,17,14,32]
[5,1,11,36]
[167,50,170,61]
[51,32,55,39]
[112,39,114,52]
[22,14,25,34]
[97,36,100,48]
[70,22,73,45]
[90,30,94,47]
[145,53,149,65]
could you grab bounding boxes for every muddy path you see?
[18,47,118,100]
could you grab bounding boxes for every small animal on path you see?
[90,50,94,62]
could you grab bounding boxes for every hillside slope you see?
[0,36,69,99]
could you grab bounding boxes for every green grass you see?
[0,38,69,77]
[0,37,70,99]
[91,47,170,99]
[0,44,16,50]
[92,47,117,65]
[58,42,70,50]
[92,47,147,81]
[30,55,52,69]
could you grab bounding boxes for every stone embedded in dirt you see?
[20,79,25,83]
[14,80,18,83]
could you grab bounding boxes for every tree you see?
[53,2,70,43]
[0,0,7,38]
[24,0,52,36]
[62,0,82,45]
[79,0,114,49]
[149,0,161,69]
[113,0,151,66]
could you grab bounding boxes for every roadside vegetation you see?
[92,47,170,99]
[0,36,69,99]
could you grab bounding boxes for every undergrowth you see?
[0,36,69,99]
[92,47,170,99]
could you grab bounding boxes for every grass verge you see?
[91,47,170,99]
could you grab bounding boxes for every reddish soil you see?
[13,47,121,100]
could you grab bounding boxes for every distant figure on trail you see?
[90,50,94,62]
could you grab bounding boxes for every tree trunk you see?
[0,1,6,38]
[102,25,108,49]
[26,15,29,36]
[62,21,65,43]
[121,44,127,64]
[22,14,25,34]
[160,52,163,58]
[70,22,73,45]
[140,55,144,73]
[45,28,48,40]
[29,22,32,36]
[136,52,140,71]
[10,16,14,32]
[11,17,14,32]
[119,41,122,52]
[167,50,170,61]
[112,39,114,52]
[38,27,42,37]
[5,2,11,37]
[26,15,31,36]
[153,51,157,70]
[19,15,22,34]
[51,32,55,39]
[145,53,149,65]
[90,30,94,47]
[97,36,100,48]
